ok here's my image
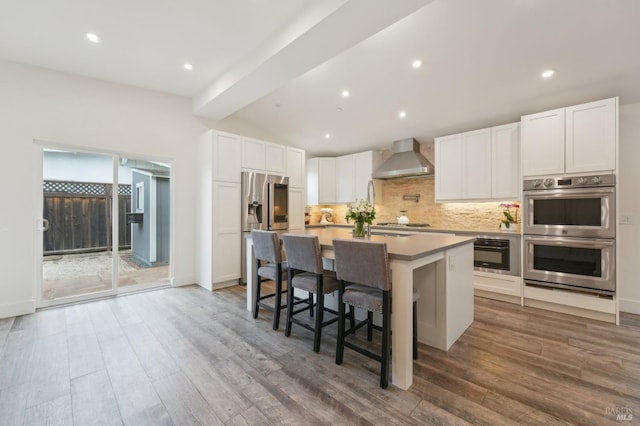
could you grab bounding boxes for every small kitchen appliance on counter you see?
[320,208,333,224]
[397,211,410,224]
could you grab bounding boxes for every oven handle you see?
[523,235,614,249]
[522,186,615,197]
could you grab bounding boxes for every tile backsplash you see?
[308,176,520,231]
[306,142,519,231]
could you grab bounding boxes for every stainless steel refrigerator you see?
[240,172,289,283]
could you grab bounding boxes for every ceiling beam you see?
[192,0,433,120]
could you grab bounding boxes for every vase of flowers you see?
[346,199,376,238]
[499,202,520,231]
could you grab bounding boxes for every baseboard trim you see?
[619,298,640,315]
[0,299,36,319]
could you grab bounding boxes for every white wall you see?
[619,102,640,314]
[0,60,211,318]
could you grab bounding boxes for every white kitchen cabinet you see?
[522,97,617,177]
[266,142,286,175]
[521,108,565,176]
[436,124,519,202]
[288,187,305,230]
[491,123,520,199]
[197,129,242,289]
[212,131,242,183]
[242,138,266,171]
[462,128,492,199]
[286,147,305,188]
[435,133,463,201]
[435,129,492,201]
[565,98,616,174]
[212,181,241,283]
[306,157,336,204]
[353,151,382,200]
[335,155,354,203]
[474,271,522,303]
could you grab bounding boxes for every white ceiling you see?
[2,0,640,156]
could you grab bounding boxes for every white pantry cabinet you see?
[213,131,242,183]
[522,97,617,177]
[197,129,306,290]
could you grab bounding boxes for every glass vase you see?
[354,221,366,238]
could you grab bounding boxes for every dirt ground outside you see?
[42,249,170,300]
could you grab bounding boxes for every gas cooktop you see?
[376,223,431,228]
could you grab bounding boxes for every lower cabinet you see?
[212,181,241,285]
[473,271,522,304]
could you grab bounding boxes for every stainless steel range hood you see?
[372,138,434,179]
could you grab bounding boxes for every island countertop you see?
[287,227,475,261]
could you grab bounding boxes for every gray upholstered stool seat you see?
[257,261,289,282]
[333,238,421,388]
[282,233,348,353]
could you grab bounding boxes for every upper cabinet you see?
[213,131,242,183]
[286,147,305,188]
[307,151,381,205]
[491,123,521,199]
[265,143,286,175]
[306,158,336,205]
[435,124,518,202]
[522,97,617,177]
[241,138,266,171]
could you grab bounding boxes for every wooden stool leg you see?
[367,311,373,341]
[349,305,355,332]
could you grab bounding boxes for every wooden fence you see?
[43,181,132,255]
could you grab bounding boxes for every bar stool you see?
[282,233,341,353]
[251,230,289,330]
[333,238,420,388]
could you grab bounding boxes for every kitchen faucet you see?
[366,180,375,237]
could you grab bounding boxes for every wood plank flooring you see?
[0,285,638,425]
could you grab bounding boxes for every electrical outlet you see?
[620,214,634,225]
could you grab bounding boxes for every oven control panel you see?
[524,174,615,190]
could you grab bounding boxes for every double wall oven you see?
[522,174,616,294]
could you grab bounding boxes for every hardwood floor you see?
[1,284,638,425]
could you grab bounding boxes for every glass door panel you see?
[42,149,116,300]
[117,158,171,291]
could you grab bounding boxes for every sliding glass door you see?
[38,146,171,306]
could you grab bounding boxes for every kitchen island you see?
[245,228,475,390]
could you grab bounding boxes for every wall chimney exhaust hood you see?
[372,138,434,179]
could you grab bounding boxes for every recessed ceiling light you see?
[399,111,407,119]
[324,133,331,139]
[412,59,423,69]
[85,32,101,43]
[341,90,350,98]
[184,63,193,71]
[541,69,556,78]
[336,107,343,112]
